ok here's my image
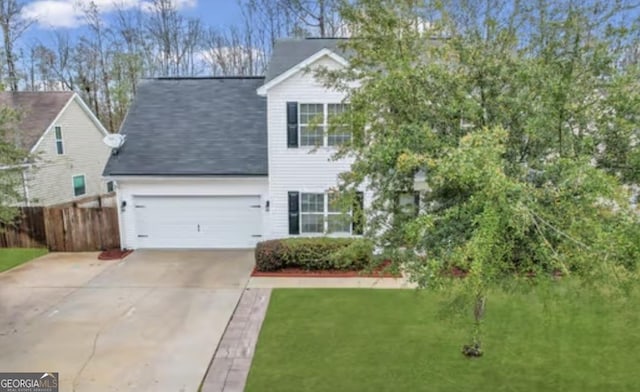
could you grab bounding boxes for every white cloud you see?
[23,0,197,29]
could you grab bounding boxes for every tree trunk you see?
[319,0,325,37]
[462,293,485,357]
[2,22,17,91]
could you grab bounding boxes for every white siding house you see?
[0,92,111,206]
[25,96,111,205]
[105,38,368,249]
[259,54,369,238]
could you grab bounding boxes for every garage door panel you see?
[133,196,262,249]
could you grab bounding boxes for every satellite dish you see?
[103,134,126,155]
[103,134,126,149]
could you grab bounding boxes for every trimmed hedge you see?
[255,237,373,272]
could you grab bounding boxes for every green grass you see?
[0,248,48,272]
[245,287,640,392]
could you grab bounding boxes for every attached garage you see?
[102,77,269,250]
[111,176,269,250]
[133,195,263,249]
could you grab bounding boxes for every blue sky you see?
[21,0,243,44]
[182,0,242,26]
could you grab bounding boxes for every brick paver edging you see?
[201,288,272,392]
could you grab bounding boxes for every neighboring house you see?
[0,92,112,206]
[104,38,371,249]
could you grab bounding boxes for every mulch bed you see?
[251,261,401,278]
[98,249,133,260]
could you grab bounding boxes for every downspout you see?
[21,169,30,207]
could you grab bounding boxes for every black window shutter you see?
[413,191,420,216]
[352,191,364,235]
[286,102,298,148]
[288,191,300,235]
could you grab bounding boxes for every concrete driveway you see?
[0,250,254,392]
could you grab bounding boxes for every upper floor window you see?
[298,103,350,147]
[327,104,351,146]
[54,126,64,155]
[299,104,324,146]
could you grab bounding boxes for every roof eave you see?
[104,172,269,177]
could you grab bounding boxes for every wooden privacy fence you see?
[0,206,120,251]
[0,208,46,248]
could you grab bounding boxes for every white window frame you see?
[327,103,351,146]
[298,103,350,147]
[300,191,352,235]
[72,174,86,197]
[327,192,352,234]
[300,192,325,234]
[298,103,325,147]
[54,126,64,155]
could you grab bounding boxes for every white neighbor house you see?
[1,92,112,206]
[104,38,374,249]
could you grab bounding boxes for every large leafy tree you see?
[0,106,28,223]
[322,0,640,355]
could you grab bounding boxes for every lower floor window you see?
[397,191,420,217]
[301,193,325,233]
[327,193,351,232]
[300,192,351,234]
[73,175,86,197]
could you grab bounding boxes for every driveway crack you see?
[72,287,157,392]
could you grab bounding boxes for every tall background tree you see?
[322,0,640,355]
[0,106,28,223]
[0,0,346,133]
[0,0,32,91]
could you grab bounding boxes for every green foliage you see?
[328,237,374,270]
[255,237,373,271]
[0,106,29,224]
[321,0,640,283]
[255,239,288,271]
[319,0,640,352]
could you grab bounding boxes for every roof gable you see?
[0,91,74,151]
[29,94,109,154]
[258,48,348,95]
[264,38,350,83]
[259,38,350,94]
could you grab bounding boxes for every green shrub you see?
[255,240,287,271]
[255,237,373,271]
[328,238,374,270]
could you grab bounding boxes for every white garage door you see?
[133,195,262,248]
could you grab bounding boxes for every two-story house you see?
[103,38,369,249]
[1,92,112,206]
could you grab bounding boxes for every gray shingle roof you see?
[0,92,74,151]
[265,38,350,83]
[103,77,267,176]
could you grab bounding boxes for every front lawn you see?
[0,248,48,272]
[246,288,640,392]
